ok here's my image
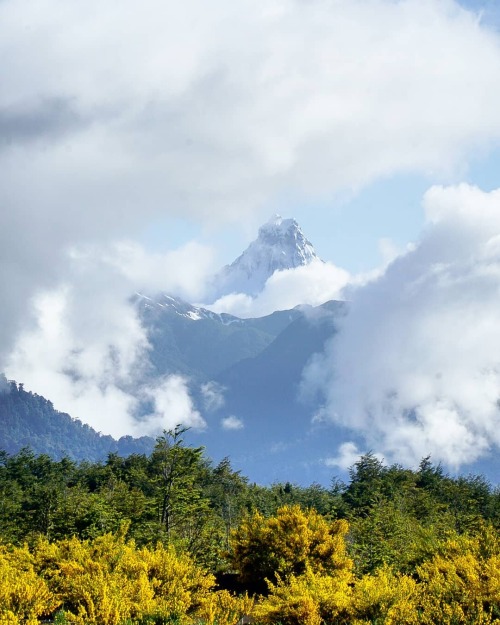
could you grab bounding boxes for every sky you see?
[1,0,500,474]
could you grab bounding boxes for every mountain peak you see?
[262,213,286,228]
[210,216,320,299]
[257,215,312,253]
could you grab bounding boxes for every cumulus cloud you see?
[221,415,244,431]
[324,442,366,471]
[206,259,350,317]
[303,184,500,469]
[74,240,216,303]
[141,375,206,436]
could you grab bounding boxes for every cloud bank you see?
[303,184,500,469]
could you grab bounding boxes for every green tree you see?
[146,425,225,566]
[344,452,387,513]
[206,457,248,549]
[149,426,205,536]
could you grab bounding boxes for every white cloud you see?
[89,241,216,302]
[5,287,145,438]
[201,381,226,412]
[207,259,350,317]
[324,442,365,471]
[221,415,244,430]
[302,184,500,469]
[141,375,206,435]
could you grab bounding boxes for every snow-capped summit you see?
[210,215,321,299]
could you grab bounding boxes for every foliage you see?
[350,565,419,625]
[415,525,500,624]
[229,504,352,592]
[31,529,215,625]
[1,441,500,623]
[196,589,255,625]
[255,567,353,625]
[0,542,60,624]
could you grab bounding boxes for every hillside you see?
[138,293,304,381]
[0,375,154,461]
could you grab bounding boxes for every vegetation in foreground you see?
[1,425,500,624]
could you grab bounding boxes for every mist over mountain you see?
[3,207,500,486]
[0,216,350,481]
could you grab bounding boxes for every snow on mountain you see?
[210,215,321,299]
[135,293,244,325]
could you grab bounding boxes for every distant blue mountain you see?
[136,293,349,483]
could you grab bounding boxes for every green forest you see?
[2,425,500,624]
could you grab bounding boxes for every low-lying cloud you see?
[141,375,206,436]
[201,381,226,413]
[303,184,500,469]
[206,260,350,317]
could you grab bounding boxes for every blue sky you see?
[458,0,500,28]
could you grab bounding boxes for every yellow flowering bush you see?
[197,589,255,625]
[350,564,419,625]
[415,529,500,624]
[229,505,352,591]
[255,567,353,625]
[32,531,215,625]
[0,543,59,624]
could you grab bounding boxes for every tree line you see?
[1,426,500,624]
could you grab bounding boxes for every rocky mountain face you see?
[209,215,320,299]
[136,292,305,382]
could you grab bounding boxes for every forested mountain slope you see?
[0,375,154,461]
